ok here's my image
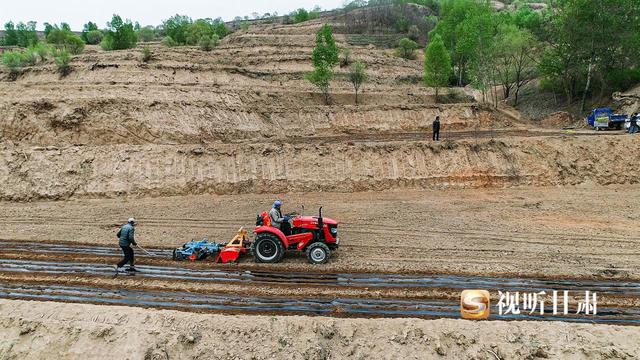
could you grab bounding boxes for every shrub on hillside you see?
[86,30,103,45]
[395,38,419,60]
[81,22,100,44]
[2,51,25,75]
[141,46,153,62]
[340,48,352,68]
[101,15,138,51]
[22,48,38,65]
[163,15,192,45]
[162,36,178,47]
[290,7,321,24]
[54,49,72,76]
[292,8,310,23]
[46,25,85,54]
[199,34,220,51]
[408,25,421,41]
[31,43,52,62]
[163,15,227,46]
[137,26,156,42]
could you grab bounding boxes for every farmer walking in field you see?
[432,115,441,141]
[115,218,138,272]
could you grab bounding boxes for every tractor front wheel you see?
[252,234,285,263]
[306,243,331,264]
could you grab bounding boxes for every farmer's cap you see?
[128,218,137,224]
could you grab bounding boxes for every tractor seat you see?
[256,211,271,227]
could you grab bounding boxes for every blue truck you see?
[586,108,628,130]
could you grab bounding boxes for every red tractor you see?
[253,207,339,264]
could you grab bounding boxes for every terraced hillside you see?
[0,18,638,200]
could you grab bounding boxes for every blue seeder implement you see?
[172,237,224,261]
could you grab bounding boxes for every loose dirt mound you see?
[536,111,581,128]
[1,300,638,360]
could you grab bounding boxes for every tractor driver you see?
[269,200,291,235]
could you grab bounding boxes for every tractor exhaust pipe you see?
[318,207,324,235]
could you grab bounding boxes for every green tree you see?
[292,8,310,23]
[163,15,192,44]
[101,15,138,50]
[305,24,339,105]
[424,34,452,101]
[86,30,103,45]
[538,0,640,109]
[162,16,227,46]
[395,38,419,60]
[348,60,368,105]
[494,24,538,105]
[137,26,156,42]
[185,19,226,45]
[2,21,38,47]
[81,22,99,43]
[2,22,18,46]
[46,24,85,54]
[429,0,494,85]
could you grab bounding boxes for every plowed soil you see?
[1,186,638,279]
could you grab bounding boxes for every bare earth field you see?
[1,186,639,279]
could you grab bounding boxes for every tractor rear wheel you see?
[252,233,285,263]
[306,242,331,264]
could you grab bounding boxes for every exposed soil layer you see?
[1,300,638,360]
[1,134,638,201]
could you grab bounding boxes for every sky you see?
[1,0,346,30]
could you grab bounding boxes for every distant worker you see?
[269,200,291,235]
[115,218,138,272]
[630,113,639,134]
[433,116,441,141]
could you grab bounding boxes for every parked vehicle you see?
[586,108,628,130]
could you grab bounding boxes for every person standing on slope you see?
[433,115,441,141]
[116,218,138,272]
[630,113,639,134]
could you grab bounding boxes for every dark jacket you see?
[118,223,136,247]
[433,119,441,132]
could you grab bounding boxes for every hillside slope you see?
[0,19,636,200]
